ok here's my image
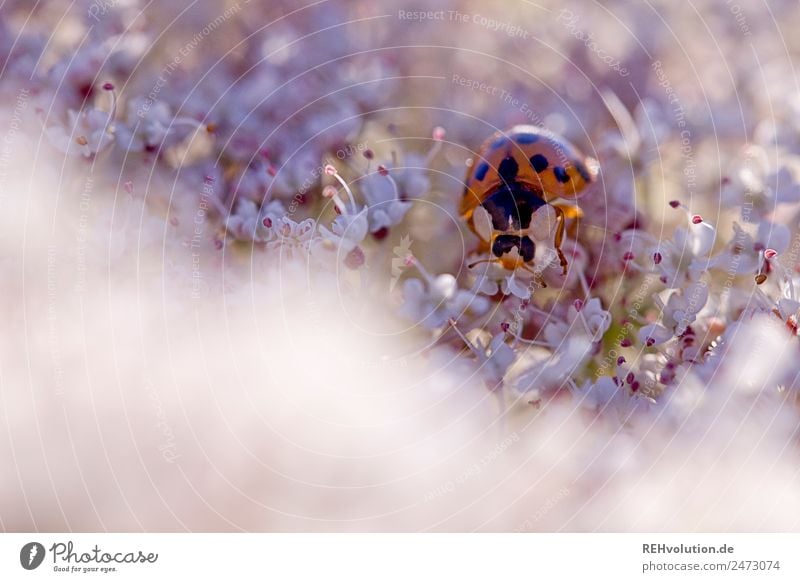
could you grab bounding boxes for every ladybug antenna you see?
[518,263,548,288]
[467,257,501,269]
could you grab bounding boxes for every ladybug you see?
[460,124,598,276]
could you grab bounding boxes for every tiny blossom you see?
[115,97,206,153]
[312,165,370,265]
[44,44,106,107]
[45,107,115,157]
[708,220,790,280]
[469,257,538,300]
[543,297,611,347]
[398,259,489,330]
[263,216,318,261]
[510,335,594,395]
[637,281,709,346]
[621,202,716,285]
[227,162,273,203]
[569,376,621,412]
[226,199,287,243]
[389,126,447,200]
[359,166,412,233]
[723,145,800,215]
[450,324,516,387]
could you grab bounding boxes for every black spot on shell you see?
[530,154,548,173]
[498,156,519,182]
[474,161,490,181]
[481,184,546,230]
[553,166,570,183]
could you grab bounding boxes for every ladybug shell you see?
[460,125,598,225]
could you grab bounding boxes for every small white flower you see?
[318,207,369,255]
[708,220,789,278]
[451,326,517,387]
[622,203,716,285]
[226,199,286,242]
[638,281,709,346]
[724,145,800,214]
[46,107,114,157]
[398,260,488,330]
[360,169,412,233]
[265,216,317,261]
[511,335,594,393]
[570,376,621,411]
[543,297,611,347]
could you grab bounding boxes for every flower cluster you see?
[3,0,800,429]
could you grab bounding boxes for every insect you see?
[460,124,598,276]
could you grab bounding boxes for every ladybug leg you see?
[551,202,582,275]
[551,202,583,220]
[553,206,569,275]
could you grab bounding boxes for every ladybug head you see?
[491,233,536,269]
